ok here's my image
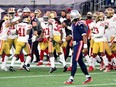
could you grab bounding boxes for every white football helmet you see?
[8,7,15,13]
[70,10,80,21]
[23,7,30,13]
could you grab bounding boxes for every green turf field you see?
[0,67,116,87]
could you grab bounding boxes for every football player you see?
[48,11,67,73]
[64,10,92,85]
[9,17,32,72]
[0,15,11,71]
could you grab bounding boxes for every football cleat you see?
[23,65,30,72]
[99,62,105,71]
[103,66,110,72]
[88,66,94,72]
[63,66,67,72]
[1,67,8,71]
[36,61,43,66]
[67,66,72,71]
[82,77,93,84]
[49,67,57,73]
[9,66,15,72]
[64,79,73,84]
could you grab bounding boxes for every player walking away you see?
[64,10,92,85]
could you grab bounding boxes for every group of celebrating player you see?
[0,6,116,75]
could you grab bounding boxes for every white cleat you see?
[1,67,8,71]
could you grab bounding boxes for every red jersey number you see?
[54,22,61,32]
[93,27,99,34]
[18,28,25,36]
[44,28,49,35]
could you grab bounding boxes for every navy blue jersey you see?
[72,21,86,42]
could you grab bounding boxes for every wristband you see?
[62,39,66,42]
[84,44,87,48]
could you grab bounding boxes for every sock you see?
[102,55,109,66]
[40,50,44,61]
[85,54,91,66]
[91,57,96,68]
[25,56,31,65]
[96,55,102,63]
[69,76,74,80]
[2,54,5,62]
[21,62,24,68]
[50,57,55,68]
[44,49,48,54]
[70,56,72,67]
[1,56,8,68]
[59,54,66,67]
[59,48,66,67]
[86,75,91,79]
[11,56,17,66]
[19,53,24,62]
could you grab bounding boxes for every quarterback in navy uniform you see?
[64,10,92,85]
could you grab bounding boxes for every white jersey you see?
[92,21,106,42]
[88,21,96,39]
[41,21,50,38]
[8,16,21,39]
[0,21,9,40]
[49,19,62,36]
[15,22,32,42]
[104,14,116,41]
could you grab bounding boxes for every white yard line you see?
[62,83,116,87]
[0,72,115,79]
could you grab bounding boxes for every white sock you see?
[91,57,96,68]
[96,55,102,62]
[25,56,31,65]
[1,56,8,68]
[85,55,91,66]
[70,56,72,67]
[50,57,55,68]
[102,55,109,66]
[86,75,91,78]
[60,48,67,67]
[111,57,116,65]
[11,56,17,66]
[59,52,66,67]
[21,62,24,68]
[69,76,74,80]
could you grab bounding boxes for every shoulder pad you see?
[75,21,83,26]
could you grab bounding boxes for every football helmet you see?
[98,12,105,20]
[105,7,114,17]
[23,7,30,13]
[49,11,57,19]
[8,7,15,13]
[70,10,81,21]
[3,14,12,21]
[87,12,92,19]
[93,11,104,21]
[22,17,31,23]
[34,9,41,14]
[17,9,23,16]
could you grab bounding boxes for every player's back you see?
[16,22,31,42]
[72,21,86,42]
